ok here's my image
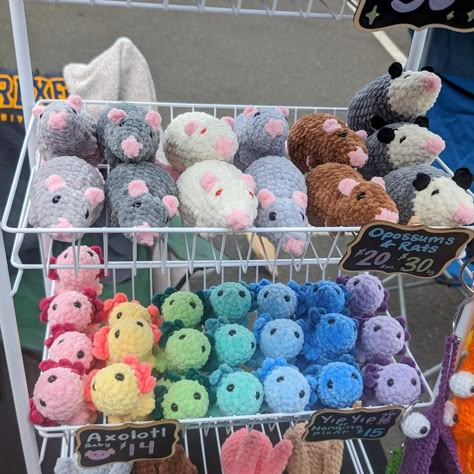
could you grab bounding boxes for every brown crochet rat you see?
[306,163,399,226]
[132,445,197,474]
[287,113,368,174]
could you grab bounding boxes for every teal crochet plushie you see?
[152,287,204,328]
[210,364,263,416]
[155,320,211,374]
[248,279,298,319]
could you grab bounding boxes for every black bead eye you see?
[70,107,77,114]
[193,392,201,400]
[420,426,428,434]
[284,295,291,302]
[264,291,269,298]
[48,375,57,383]
[269,211,277,221]
[378,285,382,290]
[299,390,305,398]
[356,192,366,200]
[77,351,85,359]
[92,383,96,391]
[39,113,44,119]
[58,339,64,345]
[169,300,174,306]
[328,318,336,325]
[52,195,61,204]
[201,346,206,353]
[179,335,186,340]
[313,286,318,292]
[118,120,125,127]
[255,392,260,399]
[115,330,120,338]
[116,312,123,319]
[229,330,236,336]
[431,189,439,196]
[270,328,277,335]
[85,210,90,220]
[338,131,347,137]
[136,321,144,327]
[411,378,417,386]
[133,201,142,208]
[351,373,358,379]
[399,136,406,143]
[453,414,459,423]
[374,325,381,332]
[277,376,284,382]
[190,302,196,309]
[294,331,300,338]
[217,290,224,297]
[396,332,401,339]
[239,291,246,298]
[171,403,178,412]
[387,378,394,387]
[52,304,57,310]
[87,251,93,257]
[327,381,333,389]
[226,384,235,392]
[353,280,359,286]
[39,399,47,407]
[300,212,305,220]
[115,373,124,381]
[251,342,255,349]
[73,301,81,309]
[254,112,260,117]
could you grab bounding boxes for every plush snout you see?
[51,217,73,241]
[121,136,144,159]
[348,146,368,167]
[264,118,286,138]
[422,74,441,93]
[282,237,306,256]
[225,209,251,231]
[452,204,474,226]
[375,209,399,223]
[422,136,445,155]
[135,223,158,247]
[48,111,68,130]
[213,136,236,159]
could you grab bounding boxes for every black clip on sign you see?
[340,222,473,279]
[75,420,180,468]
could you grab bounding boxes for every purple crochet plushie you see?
[336,274,389,318]
[248,279,298,319]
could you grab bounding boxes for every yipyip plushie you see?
[233,106,289,171]
[106,162,178,246]
[97,103,161,167]
[177,160,258,232]
[102,293,160,327]
[384,165,474,226]
[163,112,238,173]
[246,156,308,256]
[248,280,298,319]
[306,163,399,227]
[29,156,105,241]
[287,113,368,173]
[347,62,441,134]
[33,95,102,166]
[360,116,445,180]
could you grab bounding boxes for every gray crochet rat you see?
[233,106,289,171]
[246,156,308,256]
[97,103,162,167]
[348,62,441,135]
[29,156,105,242]
[384,165,474,226]
[105,162,178,246]
[360,116,446,180]
[33,95,102,166]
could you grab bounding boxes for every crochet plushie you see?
[48,245,105,295]
[283,423,344,474]
[360,115,445,180]
[96,103,161,167]
[287,113,368,173]
[29,359,97,426]
[39,288,105,334]
[384,165,474,226]
[177,160,258,232]
[253,314,304,362]
[152,287,204,328]
[210,364,264,416]
[33,96,102,166]
[362,357,422,405]
[355,315,408,364]
[163,112,238,173]
[306,163,399,227]
[155,320,211,374]
[256,358,317,413]
[92,316,161,365]
[248,279,298,319]
[54,457,132,474]
[133,445,197,474]
[305,356,363,409]
[105,162,178,246]
[347,62,441,135]
[220,428,293,474]
[102,293,160,327]
[246,156,308,256]
[152,369,210,420]
[86,356,156,423]
[29,156,105,241]
[233,106,289,171]
[336,274,389,318]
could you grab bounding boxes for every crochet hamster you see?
[287,113,368,173]
[102,293,160,327]
[48,245,105,295]
[233,106,289,171]
[87,356,156,423]
[246,156,308,256]
[97,103,161,167]
[163,112,238,173]
[133,445,197,474]
[384,165,474,226]
[220,428,293,474]
[347,62,441,134]
[360,116,445,180]
[33,96,102,166]
[306,163,399,227]
[30,359,97,426]
[29,156,105,241]
[256,358,317,413]
[249,279,298,319]
[177,160,258,232]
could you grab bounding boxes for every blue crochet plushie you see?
[248,279,298,319]
[305,355,363,409]
[210,364,263,416]
[255,358,317,413]
[253,314,304,362]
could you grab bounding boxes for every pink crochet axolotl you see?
[48,245,105,295]
[29,359,97,426]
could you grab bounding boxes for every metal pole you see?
[406,29,429,71]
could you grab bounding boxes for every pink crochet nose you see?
[422,75,441,93]
[264,118,286,138]
[282,237,305,256]
[375,209,399,223]
[51,217,73,240]
[423,136,445,155]
[121,135,144,159]
[213,136,236,159]
[225,209,251,231]
[135,223,158,247]
[452,204,474,226]
[348,146,368,167]
[48,111,68,130]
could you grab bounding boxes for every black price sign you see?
[75,420,180,468]
[354,0,474,33]
[340,222,472,279]
[303,406,404,442]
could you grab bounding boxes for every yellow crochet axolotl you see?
[86,356,156,423]
[103,292,161,327]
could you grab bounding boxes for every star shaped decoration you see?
[365,5,380,26]
[468,9,474,23]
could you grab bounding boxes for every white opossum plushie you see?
[177,160,258,232]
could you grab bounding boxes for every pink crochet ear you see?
[162,195,179,218]
[323,118,342,134]
[108,108,127,124]
[33,105,46,119]
[84,187,105,209]
[47,256,58,280]
[258,189,277,209]
[84,370,99,404]
[92,327,111,360]
[292,191,307,210]
[147,305,162,327]
[44,322,76,347]
[67,95,82,111]
[150,324,162,345]
[356,129,368,141]
[184,120,199,136]
[145,111,162,131]
[276,106,289,117]
[200,172,218,192]
[221,116,235,130]
[243,106,258,118]
[45,175,66,192]
[240,174,256,191]
[370,177,386,189]
[29,399,55,427]
[39,295,55,323]
[128,180,149,197]
[89,246,105,279]
[123,356,155,394]
[338,178,358,196]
